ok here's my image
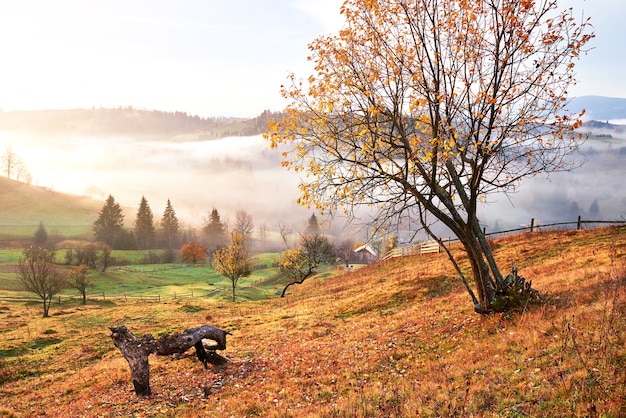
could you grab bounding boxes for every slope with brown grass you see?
[0,226,624,417]
[0,176,102,241]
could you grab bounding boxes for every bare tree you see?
[17,246,66,317]
[68,264,91,305]
[233,210,254,246]
[336,239,356,267]
[1,145,22,180]
[277,221,292,249]
[258,222,268,251]
[266,0,593,313]
[16,163,32,184]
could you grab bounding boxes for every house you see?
[353,243,378,264]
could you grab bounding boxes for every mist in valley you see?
[1,128,624,244]
[1,133,313,236]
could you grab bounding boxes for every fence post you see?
[577,215,582,230]
[530,218,535,232]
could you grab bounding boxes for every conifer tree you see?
[33,221,48,245]
[93,195,125,248]
[203,208,226,254]
[159,199,180,249]
[305,213,320,235]
[134,196,156,250]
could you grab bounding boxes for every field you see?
[0,226,625,417]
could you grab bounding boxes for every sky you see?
[0,0,624,118]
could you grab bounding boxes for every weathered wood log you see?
[109,324,232,396]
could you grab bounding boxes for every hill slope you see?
[0,107,279,139]
[0,176,102,240]
[0,226,624,417]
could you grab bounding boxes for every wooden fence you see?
[381,216,626,261]
[0,289,223,305]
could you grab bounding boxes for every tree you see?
[266,0,593,314]
[33,221,48,245]
[1,145,20,179]
[258,223,268,250]
[213,232,253,302]
[233,210,254,247]
[180,242,207,264]
[134,196,156,250]
[159,199,180,250]
[278,221,293,249]
[305,213,321,235]
[336,239,356,267]
[93,195,125,248]
[203,208,227,254]
[277,233,336,297]
[69,264,91,305]
[589,199,599,216]
[98,242,113,272]
[17,246,66,317]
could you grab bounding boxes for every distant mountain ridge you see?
[568,96,626,122]
[1,97,623,139]
[0,107,281,139]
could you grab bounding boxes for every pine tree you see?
[203,208,226,253]
[159,199,180,250]
[134,196,156,250]
[305,213,320,235]
[33,221,48,245]
[93,195,125,248]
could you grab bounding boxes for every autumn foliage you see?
[266,0,594,314]
[180,242,207,264]
[213,233,253,301]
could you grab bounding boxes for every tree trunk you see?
[459,226,538,314]
[109,324,232,396]
[42,296,51,318]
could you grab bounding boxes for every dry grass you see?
[0,226,624,417]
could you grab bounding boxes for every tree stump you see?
[109,324,232,396]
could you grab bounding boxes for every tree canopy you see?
[277,233,336,297]
[213,232,253,302]
[203,208,227,253]
[93,195,125,248]
[159,199,180,250]
[134,196,156,250]
[266,0,593,313]
[17,246,66,317]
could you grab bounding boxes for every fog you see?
[477,137,626,233]
[1,133,312,232]
[1,131,624,241]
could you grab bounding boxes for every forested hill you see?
[0,108,281,139]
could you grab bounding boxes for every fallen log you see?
[109,324,232,396]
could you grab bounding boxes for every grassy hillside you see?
[0,226,624,417]
[0,176,102,241]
